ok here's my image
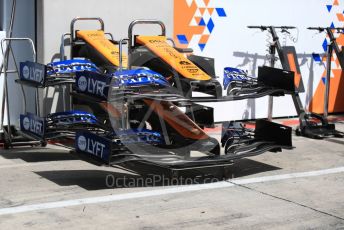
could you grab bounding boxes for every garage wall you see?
[0,0,36,128]
[37,0,174,63]
[36,0,174,115]
[174,0,344,121]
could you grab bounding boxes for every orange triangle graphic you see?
[199,34,210,44]
[194,17,202,25]
[203,0,211,6]
[208,8,214,15]
[333,0,339,6]
[199,8,206,15]
[335,57,340,68]
[337,34,344,44]
[337,13,344,21]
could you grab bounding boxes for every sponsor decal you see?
[116,129,163,145]
[20,62,46,85]
[186,68,199,74]
[22,66,30,79]
[179,60,191,65]
[75,71,110,99]
[87,33,101,37]
[77,135,87,151]
[22,117,30,130]
[53,64,94,73]
[149,39,165,44]
[76,132,110,162]
[85,78,106,96]
[20,113,45,137]
[223,67,249,89]
[77,76,88,92]
[47,59,99,75]
[113,69,168,87]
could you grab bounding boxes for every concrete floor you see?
[0,119,344,229]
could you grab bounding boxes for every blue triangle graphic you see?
[199,43,206,51]
[326,5,332,13]
[176,34,189,45]
[199,18,206,26]
[330,22,335,28]
[207,18,215,33]
[322,38,328,52]
[312,53,322,62]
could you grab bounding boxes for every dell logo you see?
[77,135,87,151]
[22,65,30,79]
[77,76,88,92]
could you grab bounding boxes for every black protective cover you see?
[258,66,295,92]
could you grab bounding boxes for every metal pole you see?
[70,17,104,41]
[1,38,37,116]
[267,31,276,121]
[0,0,17,143]
[324,44,333,118]
[9,47,26,113]
[60,33,71,61]
[127,20,166,69]
[119,39,128,71]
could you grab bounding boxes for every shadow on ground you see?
[324,138,344,146]
[35,170,139,190]
[34,159,281,190]
[227,158,281,179]
[0,147,77,162]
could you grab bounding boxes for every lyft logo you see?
[77,76,106,97]
[21,115,44,136]
[77,135,106,159]
[22,65,44,83]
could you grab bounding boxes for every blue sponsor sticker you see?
[75,71,112,99]
[115,129,163,145]
[112,69,170,88]
[47,59,100,75]
[20,61,47,86]
[48,110,98,125]
[223,67,249,90]
[20,113,45,137]
[75,131,111,162]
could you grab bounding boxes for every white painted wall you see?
[37,0,174,63]
[184,0,334,121]
[36,0,174,114]
[0,0,36,129]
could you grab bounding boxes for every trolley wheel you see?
[41,141,47,147]
[3,142,10,150]
[295,128,301,136]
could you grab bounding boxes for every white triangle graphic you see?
[195,0,205,7]
[194,8,202,17]
[186,0,193,7]
[203,26,210,35]
[189,18,198,26]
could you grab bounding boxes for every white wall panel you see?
[37,0,174,63]
[37,0,174,114]
[175,0,338,121]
